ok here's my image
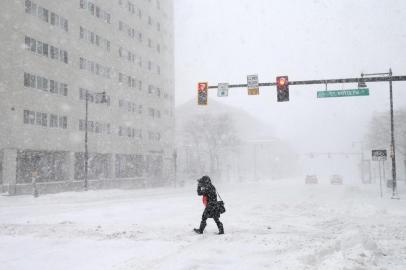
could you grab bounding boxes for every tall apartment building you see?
[0,0,175,194]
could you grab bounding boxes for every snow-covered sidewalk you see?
[1,179,405,270]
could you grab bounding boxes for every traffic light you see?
[276,76,289,102]
[197,82,208,105]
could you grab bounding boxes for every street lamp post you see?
[84,91,107,191]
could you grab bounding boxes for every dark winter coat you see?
[197,183,219,218]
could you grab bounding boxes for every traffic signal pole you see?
[389,70,398,199]
[204,73,406,199]
[207,75,406,89]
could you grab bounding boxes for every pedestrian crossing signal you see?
[276,76,289,102]
[197,82,208,105]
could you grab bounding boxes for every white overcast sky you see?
[174,0,406,153]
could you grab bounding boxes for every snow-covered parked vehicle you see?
[305,175,318,184]
[330,174,343,185]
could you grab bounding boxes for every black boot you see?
[194,220,206,234]
[193,228,203,234]
[217,221,224,235]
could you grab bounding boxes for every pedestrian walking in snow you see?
[194,176,224,235]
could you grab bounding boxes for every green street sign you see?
[317,88,369,98]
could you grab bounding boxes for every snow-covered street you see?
[1,179,406,270]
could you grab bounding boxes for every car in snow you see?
[305,175,318,184]
[330,174,343,185]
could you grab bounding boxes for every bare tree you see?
[366,109,406,156]
[182,113,240,177]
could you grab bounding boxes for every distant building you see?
[0,0,175,194]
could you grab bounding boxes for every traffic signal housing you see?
[276,76,289,102]
[197,82,208,105]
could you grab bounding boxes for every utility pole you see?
[389,69,398,199]
[361,70,398,198]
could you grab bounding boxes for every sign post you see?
[317,89,369,98]
[372,150,387,198]
[217,83,229,97]
[247,74,259,95]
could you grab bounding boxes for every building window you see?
[59,116,67,129]
[80,26,111,52]
[35,76,47,91]
[33,112,47,127]
[50,80,58,93]
[118,20,137,40]
[50,114,58,127]
[23,110,35,124]
[148,108,155,118]
[24,72,68,96]
[118,47,136,64]
[24,73,30,87]
[118,72,139,90]
[50,46,59,59]
[29,74,36,88]
[60,83,68,96]
[95,122,102,134]
[79,57,111,79]
[79,119,85,131]
[118,99,137,113]
[25,36,67,64]
[42,113,48,127]
[37,6,49,22]
[79,88,110,106]
[80,0,110,23]
[118,72,123,83]
[50,12,59,26]
[25,1,68,32]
